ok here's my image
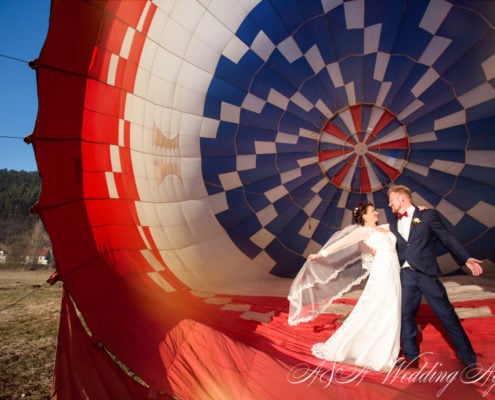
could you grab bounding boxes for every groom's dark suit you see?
[390,207,477,366]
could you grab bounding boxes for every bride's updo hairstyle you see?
[353,202,374,226]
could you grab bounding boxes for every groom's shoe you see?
[460,356,477,367]
[395,357,419,369]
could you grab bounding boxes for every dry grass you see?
[0,269,62,400]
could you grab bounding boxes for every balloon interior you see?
[32,0,495,399]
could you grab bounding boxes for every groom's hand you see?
[308,253,322,261]
[465,258,483,276]
[362,243,376,256]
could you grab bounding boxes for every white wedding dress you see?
[310,228,401,372]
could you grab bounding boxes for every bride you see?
[287,202,401,372]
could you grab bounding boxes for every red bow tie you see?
[398,211,408,219]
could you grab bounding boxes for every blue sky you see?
[0,0,50,171]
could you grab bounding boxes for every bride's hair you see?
[353,201,374,226]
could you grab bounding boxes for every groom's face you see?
[388,192,402,214]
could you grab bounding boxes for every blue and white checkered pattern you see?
[200,0,495,277]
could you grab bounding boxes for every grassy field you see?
[0,268,62,400]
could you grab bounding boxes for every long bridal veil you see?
[287,225,374,326]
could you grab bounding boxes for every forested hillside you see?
[0,169,51,265]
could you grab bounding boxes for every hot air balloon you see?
[32,0,495,398]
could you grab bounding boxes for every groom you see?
[387,185,483,368]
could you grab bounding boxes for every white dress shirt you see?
[398,205,415,241]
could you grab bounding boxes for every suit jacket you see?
[390,208,470,276]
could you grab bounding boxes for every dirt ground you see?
[0,268,62,400]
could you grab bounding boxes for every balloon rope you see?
[0,135,28,140]
[0,53,30,64]
[0,285,44,313]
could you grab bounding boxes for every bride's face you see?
[364,206,378,224]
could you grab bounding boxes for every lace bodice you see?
[365,228,396,253]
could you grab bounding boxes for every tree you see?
[0,169,51,266]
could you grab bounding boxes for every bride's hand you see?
[308,253,322,261]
